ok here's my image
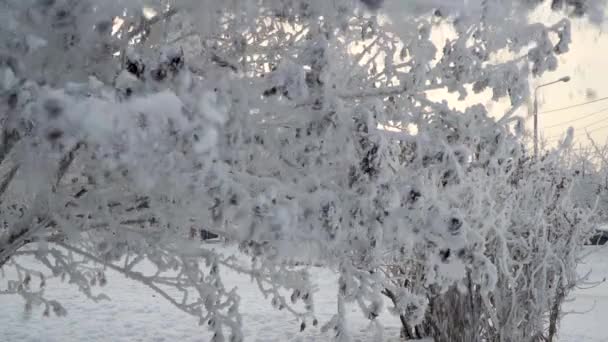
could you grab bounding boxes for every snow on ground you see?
[2,243,608,341]
[1,244,403,342]
[559,246,608,342]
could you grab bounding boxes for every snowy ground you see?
[2,244,608,342]
[558,246,608,342]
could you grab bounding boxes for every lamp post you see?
[533,76,570,159]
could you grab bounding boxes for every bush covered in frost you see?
[0,0,605,341]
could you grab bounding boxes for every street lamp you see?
[533,76,570,159]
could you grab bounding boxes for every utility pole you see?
[533,76,571,159]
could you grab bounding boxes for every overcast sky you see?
[533,17,608,149]
[492,17,608,149]
[420,8,608,150]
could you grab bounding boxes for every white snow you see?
[2,244,608,341]
[596,224,608,232]
[559,246,608,342]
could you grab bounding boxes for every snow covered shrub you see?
[0,0,605,341]
[559,139,608,224]
[382,133,595,342]
[497,155,594,342]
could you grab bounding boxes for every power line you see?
[540,96,608,115]
[576,114,608,130]
[545,106,608,129]
[545,113,608,141]
[546,122,608,142]
[587,123,608,134]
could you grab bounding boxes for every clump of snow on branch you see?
[0,0,606,341]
